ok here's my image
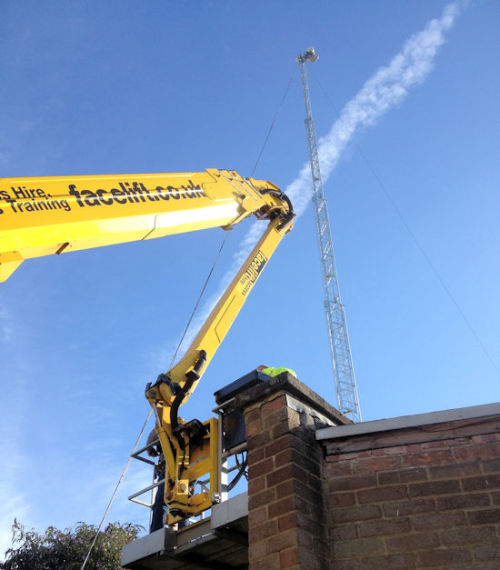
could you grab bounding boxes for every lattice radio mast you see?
[297,47,361,422]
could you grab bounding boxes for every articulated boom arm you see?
[0,168,290,281]
[0,168,294,523]
[143,180,294,523]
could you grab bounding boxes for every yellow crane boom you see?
[0,168,294,523]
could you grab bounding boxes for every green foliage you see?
[1,519,142,570]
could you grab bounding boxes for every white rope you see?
[80,409,152,570]
[81,71,297,568]
[169,232,228,369]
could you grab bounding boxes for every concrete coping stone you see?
[230,372,352,426]
[316,402,500,441]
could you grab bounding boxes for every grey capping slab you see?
[211,492,248,529]
[316,402,500,441]
[230,372,351,425]
[121,493,249,567]
[121,527,175,566]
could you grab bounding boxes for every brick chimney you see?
[228,372,350,569]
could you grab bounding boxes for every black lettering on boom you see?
[238,250,268,297]
[67,181,207,207]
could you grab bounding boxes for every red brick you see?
[355,456,402,473]
[359,553,418,570]
[289,432,314,455]
[329,474,376,492]
[358,517,410,537]
[378,471,400,485]
[358,485,408,504]
[272,419,292,439]
[249,539,267,562]
[399,467,428,482]
[253,552,280,570]
[249,456,274,479]
[416,548,472,566]
[385,531,439,552]
[412,511,466,530]
[325,460,353,477]
[276,478,295,499]
[285,448,320,474]
[440,525,497,546]
[279,546,299,568]
[250,519,278,543]
[245,407,260,424]
[473,432,500,444]
[266,464,294,487]
[448,436,471,447]
[458,556,497,570]
[261,395,286,415]
[268,496,295,519]
[483,458,500,473]
[454,442,500,462]
[331,523,358,540]
[294,495,316,518]
[326,451,342,461]
[378,467,427,485]
[248,446,265,464]
[249,506,267,526]
[408,479,461,497]
[289,478,309,500]
[467,508,500,525]
[402,449,454,466]
[421,439,457,449]
[295,509,315,531]
[274,448,293,469]
[249,487,276,510]
[296,527,314,549]
[264,435,290,458]
[287,464,309,488]
[334,537,385,559]
[428,461,480,479]
[328,449,372,460]
[474,543,500,561]
[248,474,266,495]
[299,548,324,569]
[277,512,296,532]
[435,492,490,510]
[332,560,360,570]
[332,504,382,523]
[382,445,407,455]
[444,562,499,570]
[383,497,436,517]
[306,469,322,490]
[462,473,500,491]
[328,491,356,508]
[265,528,297,554]
[246,417,263,437]
[247,431,271,449]
[262,407,288,429]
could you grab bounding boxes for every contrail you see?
[169,0,465,363]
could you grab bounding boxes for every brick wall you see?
[322,414,500,568]
[122,375,499,569]
[233,373,347,569]
[236,374,500,569]
[245,392,331,569]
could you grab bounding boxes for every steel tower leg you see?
[297,48,362,422]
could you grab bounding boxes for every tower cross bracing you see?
[297,48,362,422]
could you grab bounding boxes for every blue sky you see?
[0,0,498,555]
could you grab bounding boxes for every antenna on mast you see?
[296,47,362,422]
